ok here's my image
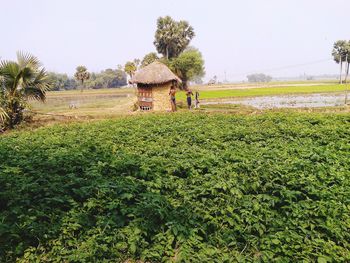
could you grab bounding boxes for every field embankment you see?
[1,113,349,262]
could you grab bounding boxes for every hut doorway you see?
[138,86,153,111]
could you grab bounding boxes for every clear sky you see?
[1,0,349,81]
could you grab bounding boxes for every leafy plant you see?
[0,52,52,129]
[0,113,349,262]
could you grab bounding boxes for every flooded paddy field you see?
[202,92,348,109]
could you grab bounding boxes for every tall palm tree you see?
[0,52,52,128]
[154,16,195,60]
[74,66,90,92]
[124,61,137,79]
[332,40,348,84]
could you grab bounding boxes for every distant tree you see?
[124,61,137,79]
[191,75,204,85]
[84,68,127,89]
[48,72,69,91]
[154,16,195,59]
[74,66,90,92]
[0,52,52,129]
[100,68,127,88]
[65,78,78,90]
[332,40,347,84]
[141,52,159,68]
[332,40,350,84]
[247,73,272,83]
[133,59,141,70]
[169,47,205,90]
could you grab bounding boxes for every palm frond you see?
[24,68,52,101]
[17,51,41,69]
[0,107,8,122]
[0,52,53,128]
[0,60,21,93]
[23,87,46,101]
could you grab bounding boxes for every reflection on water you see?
[203,93,347,109]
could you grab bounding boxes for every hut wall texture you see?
[152,82,172,111]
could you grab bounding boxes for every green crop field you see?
[178,84,348,101]
[1,112,349,262]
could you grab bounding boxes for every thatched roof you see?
[130,61,182,85]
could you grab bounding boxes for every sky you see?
[1,0,349,81]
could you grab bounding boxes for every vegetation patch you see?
[0,113,349,262]
[178,84,347,101]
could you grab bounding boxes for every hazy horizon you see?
[1,0,349,81]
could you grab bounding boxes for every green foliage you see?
[332,40,350,64]
[169,47,205,89]
[152,16,204,85]
[332,40,350,83]
[49,68,127,91]
[154,16,195,59]
[74,66,90,91]
[176,84,347,101]
[85,68,127,89]
[48,72,76,91]
[247,73,273,83]
[124,61,137,79]
[1,113,350,262]
[0,52,52,129]
[141,52,159,68]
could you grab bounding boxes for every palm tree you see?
[124,61,137,79]
[154,16,195,60]
[141,52,159,68]
[0,52,52,129]
[332,40,349,84]
[74,66,90,92]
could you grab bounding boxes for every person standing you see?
[195,91,200,108]
[169,85,177,112]
[186,89,194,109]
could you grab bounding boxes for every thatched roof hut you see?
[130,61,181,85]
[130,62,181,111]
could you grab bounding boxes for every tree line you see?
[247,73,272,83]
[49,66,127,91]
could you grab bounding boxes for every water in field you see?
[203,93,347,109]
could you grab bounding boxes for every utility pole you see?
[224,71,227,83]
